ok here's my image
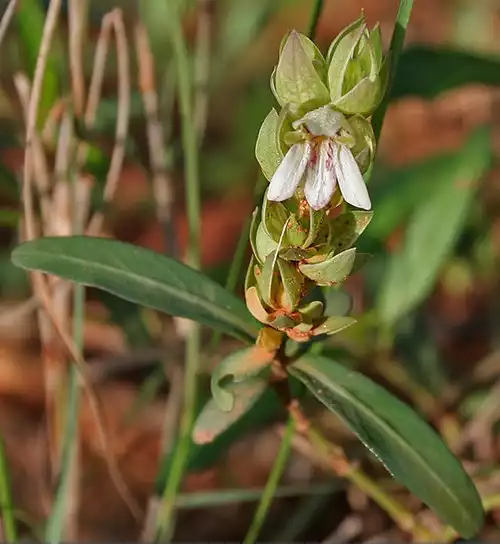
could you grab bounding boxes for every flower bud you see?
[327,16,388,115]
[273,30,329,118]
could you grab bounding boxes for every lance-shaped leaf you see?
[12,236,258,342]
[299,247,357,286]
[211,347,274,411]
[193,379,269,444]
[377,127,491,325]
[289,354,485,538]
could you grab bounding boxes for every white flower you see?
[267,106,371,211]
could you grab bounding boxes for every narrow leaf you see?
[377,126,491,325]
[289,354,484,538]
[11,236,258,342]
[391,46,500,100]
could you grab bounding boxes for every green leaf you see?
[211,347,274,411]
[255,109,283,181]
[391,46,500,100]
[299,248,356,286]
[194,379,269,445]
[289,354,484,538]
[377,126,492,325]
[367,154,458,243]
[11,236,258,342]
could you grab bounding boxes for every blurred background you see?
[1,0,500,541]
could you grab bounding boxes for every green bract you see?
[272,30,330,118]
[327,16,388,115]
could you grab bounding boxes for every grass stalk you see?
[0,438,17,543]
[372,0,415,142]
[155,6,202,541]
[243,418,296,544]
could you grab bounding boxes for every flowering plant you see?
[249,19,384,342]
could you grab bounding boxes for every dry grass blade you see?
[22,0,62,241]
[18,0,64,480]
[18,0,141,522]
[68,0,88,116]
[85,9,131,235]
[35,280,143,521]
[15,73,52,229]
[141,364,184,542]
[134,22,175,243]
[0,0,18,48]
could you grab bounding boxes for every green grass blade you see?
[243,417,295,544]
[372,0,414,142]
[0,437,17,542]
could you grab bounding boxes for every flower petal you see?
[267,142,311,202]
[304,139,337,210]
[334,145,371,210]
[293,105,345,138]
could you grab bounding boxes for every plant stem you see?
[372,0,415,142]
[155,9,201,542]
[307,0,324,39]
[0,438,16,543]
[243,417,296,544]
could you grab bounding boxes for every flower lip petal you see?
[334,145,371,210]
[267,142,311,202]
[304,139,337,210]
[293,105,346,138]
